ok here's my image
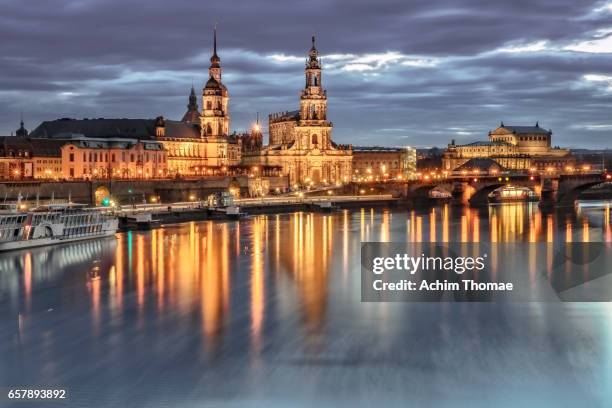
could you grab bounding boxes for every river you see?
[1,202,612,407]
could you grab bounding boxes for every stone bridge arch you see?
[407,182,454,200]
[467,183,505,205]
[556,179,606,205]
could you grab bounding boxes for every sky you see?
[1,0,612,148]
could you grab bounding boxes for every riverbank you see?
[120,196,402,229]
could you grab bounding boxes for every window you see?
[69,168,74,177]
[130,154,135,162]
[112,154,116,162]
[207,101,212,110]
[69,153,74,162]
[312,134,318,145]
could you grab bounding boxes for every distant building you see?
[352,146,416,181]
[242,37,353,186]
[0,135,34,179]
[0,122,63,180]
[442,123,573,172]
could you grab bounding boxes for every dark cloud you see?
[1,0,612,147]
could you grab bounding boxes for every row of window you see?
[0,215,27,227]
[356,161,400,169]
[68,151,166,164]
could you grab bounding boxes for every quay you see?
[112,194,398,229]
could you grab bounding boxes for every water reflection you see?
[2,204,611,327]
[1,202,611,405]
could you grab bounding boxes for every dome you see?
[205,76,221,89]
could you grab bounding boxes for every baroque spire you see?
[188,86,198,110]
[210,25,220,68]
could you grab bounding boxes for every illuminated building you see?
[30,138,64,179]
[242,37,353,186]
[0,135,34,179]
[28,29,239,177]
[352,146,416,181]
[442,123,573,172]
[60,135,167,179]
[0,121,63,179]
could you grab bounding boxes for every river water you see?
[1,202,612,407]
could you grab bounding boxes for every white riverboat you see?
[0,203,118,252]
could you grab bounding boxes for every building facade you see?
[442,123,573,172]
[0,122,63,180]
[242,37,352,186]
[60,136,167,180]
[352,146,417,181]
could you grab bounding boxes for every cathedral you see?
[29,29,239,178]
[18,33,358,185]
[242,37,353,186]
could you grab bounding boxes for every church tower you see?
[16,114,28,137]
[299,36,331,149]
[201,27,230,140]
[181,86,200,124]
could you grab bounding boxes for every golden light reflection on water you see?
[8,202,611,355]
[251,217,266,346]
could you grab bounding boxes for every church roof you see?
[181,109,200,124]
[30,118,201,140]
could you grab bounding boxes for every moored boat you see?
[0,203,118,252]
[488,186,538,203]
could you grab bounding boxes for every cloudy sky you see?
[1,0,612,148]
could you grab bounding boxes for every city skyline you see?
[2,0,612,148]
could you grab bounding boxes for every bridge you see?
[354,172,609,206]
